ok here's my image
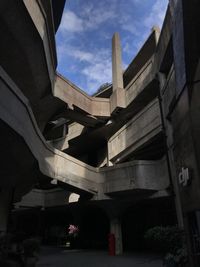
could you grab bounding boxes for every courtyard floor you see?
[36,247,163,267]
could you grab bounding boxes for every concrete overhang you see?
[101,158,169,195]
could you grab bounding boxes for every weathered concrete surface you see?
[54,33,156,118]
[108,98,162,162]
[23,0,56,86]
[111,33,125,113]
[102,158,169,195]
[48,122,85,151]
[54,74,111,117]
[125,59,155,107]
[0,66,102,196]
[16,188,71,208]
[112,33,124,91]
[0,67,169,199]
[110,87,126,114]
[0,1,170,204]
[0,0,65,132]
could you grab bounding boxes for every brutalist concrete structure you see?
[0,0,199,265]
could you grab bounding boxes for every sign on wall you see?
[178,167,191,187]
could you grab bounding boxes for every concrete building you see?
[0,0,200,265]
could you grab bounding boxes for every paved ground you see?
[36,247,163,267]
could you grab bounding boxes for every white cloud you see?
[144,0,167,28]
[70,50,93,62]
[82,7,116,30]
[121,23,140,35]
[80,49,112,94]
[123,42,130,54]
[60,11,84,33]
[59,3,116,34]
[57,44,112,95]
[82,60,112,94]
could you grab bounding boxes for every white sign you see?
[178,167,190,187]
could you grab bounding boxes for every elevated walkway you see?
[0,66,169,200]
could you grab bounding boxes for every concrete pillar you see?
[0,188,13,233]
[151,25,160,44]
[112,33,123,91]
[157,71,184,229]
[110,217,123,255]
[169,151,184,228]
[111,33,125,114]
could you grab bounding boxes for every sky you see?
[56,0,168,95]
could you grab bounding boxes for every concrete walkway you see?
[36,247,163,267]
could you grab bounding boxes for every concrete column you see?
[110,218,123,255]
[157,71,184,229]
[169,151,184,228]
[111,33,125,114]
[112,33,123,91]
[151,25,160,44]
[0,188,13,233]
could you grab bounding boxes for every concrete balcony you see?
[23,0,57,82]
[16,188,70,208]
[125,59,155,107]
[102,158,169,195]
[0,0,57,96]
[108,98,162,162]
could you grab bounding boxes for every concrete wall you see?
[102,158,169,194]
[54,74,111,117]
[108,98,162,162]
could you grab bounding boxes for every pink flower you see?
[68,224,79,236]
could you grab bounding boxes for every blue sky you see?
[56,0,168,95]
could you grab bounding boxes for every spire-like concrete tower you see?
[110,32,126,114]
[112,33,124,91]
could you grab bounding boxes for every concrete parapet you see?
[54,74,111,117]
[108,98,162,162]
[102,158,169,195]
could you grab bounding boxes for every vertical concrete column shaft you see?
[112,33,124,91]
[110,218,123,255]
[151,26,160,44]
[0,189,12,233]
